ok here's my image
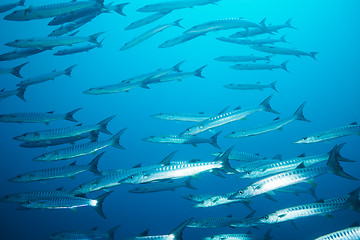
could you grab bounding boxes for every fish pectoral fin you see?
[191,144,197,147]
[267,191,275,195]
[278,214,286,218]
[70,208,78,213]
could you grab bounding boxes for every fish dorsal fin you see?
[76,123,82,127]
[159,151,177,165]
[227,214,232,218]
[246,210,256,219]
[69,31,79,37]
[349,121,358,125]
[234,106,241,110]
[169,218,193,238]
[350,221,360,227]
[47,111,55,114]
[297,153,306,157]
[139,229,150,237]
[55,187,64,191]
[91,227,97,231]
[132,163,142,168]
[296,162,306,169]
[217,106,229,115]
[69,161,76,166]
[278,214,286,218]
[273,117,279,121]
[272,154,282,160]
[198,112,204,114]
[52,69,56,73]
[246,230,252,234]
[0,88,5,92]
[315,199,325,203]
[255,153,260,156]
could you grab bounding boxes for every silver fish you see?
[224,81,278,92]
[211,151,264,162]
[47,225,120,240]
[295,122,360,144]
[214,55,272,63]
[48,14,97,37]
[231,61,289,72]
[128,178,196,193]
[250,45,318,60]
[32,128,126,161]
[151,112,211,122]
[314,225,360,240]
[0,0,24,13]
[159,32,203,48]
[54,43,102,56]
[0,62,28,78]
[193,191,250,209]
[83,81,143,95]
[204,229,272,240]
[125,11,171,30]
[0,48,48,61]
[0,188,72,203]
[0,86,27,102]
[217,35,286,45]
[137,0,221,12]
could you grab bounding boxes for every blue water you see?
[0,0,359,239]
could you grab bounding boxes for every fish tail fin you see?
[16,86,27,102]
[65,64,77,77]
[260,95,279,114]
[327,145,358,180]
[108,224,120,240]
[172,60,185,72]
[259,17,267,30]
[64,108,81,122]
[94,191,112,219]
[97,115,115,135]
[12,62,28,78]
[310,52,318,61]
[270,81,278,93]
[110,128,126,150]
[169,218,193,240]
[98,38,105,48]
[194,65,207,78]
[216,146,238,174]
[185,178,197,190]
[264,229,273,240]
[88,152,104,175]
[265,55,274,61]
[112,3,129,16]
[281,34,287,42]
[89,32,105,45]
[173,19,184,28]
[19,0,25,6]
[334,143,355,162]
[293,102,310,122]
[309,183,318,200]
[286,18,296,29]
[281,60,290,72]
[89,131,99,142]
[209,131,221,149]
[347,187,360,212]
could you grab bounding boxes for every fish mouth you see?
[227,193,239,200]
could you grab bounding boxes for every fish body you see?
[0,108,80,124]
[32,129,126,161]
[49,14,97,37]
[137,0,220,12]
[151,112,210,122]
[0,86,27,102]
[125,11,171,30]
[129,178,195,193]
[187,215,237,228]
[0,0,25,13]
[121,19,183,51]
[54,44,100,56]
[17,65,77,87]
[48,5,104,26]
[180,95,278,136]
[9,153,102,183]
[0,62,28,78]
[14,116,114,142]
[211,151,263,161]
[0,48,48,61]
[203,233,260,240]
[217,35,286,45]
[231,61,289,71]
[0,189,72,203]
[224,81,278,92]
[314,226,360,240]
[193,192,248,208]
[295,122,360,144]
[250,45,317,60]
[83,81,143,95]
[159,33,203,48]
[47,225,120,240]
[4,0,104,21]
[215,55,272,62]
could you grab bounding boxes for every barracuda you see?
[180,95,278,136]
[229,145,357,200]
[217,35,286,45]
[47,225,120,240]
[151,112,211,122]
[83,81,144,94]
[4,0,104,21]
[14,115,114,142]
[137,0,221,12]
[54,43,102,56]
[250,45,318,60]
[33,128,126,161]
[121,19,183,51]
[125,11,171,30]
[211,151,264,161]
[0,0,24,13]
[70,151,177,195]
[187,213,248,228]
[226,102,309,138]
[0,86,27,102]
[129,178,196,193]
[295,122,360,144]
[9,153,103,183]
[0,108,80,124]
[120,146,237,184]
[204,229,272,240]
[215,55,272,63]
[0,48,48,61]
[159,32,203,48]
[0,188,72,203]
[223,81,278,92]
[21,191,112,219]
[314,225,360,240]
[231,62,289,72]
[192,191,250,209]
[0,62,28,78]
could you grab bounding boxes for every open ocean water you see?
[0,0,359,239]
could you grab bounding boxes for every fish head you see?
[0,193,20,203]
[228,186,254,200]
[294,136,317,144]
[257,213,278,224]
[119,173,145,184]
[150,113,168,120]
[5,39,25,48]
[142,136,161,143]
[33,152,57,161]
[179,126,199,136]
[21,200,46,209]
[13,132,40,142]
[70,182,93,195]
[239,170,257,179]
[8,173,27,183]
[186,219,207,228]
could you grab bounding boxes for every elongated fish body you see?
[49,14,96,37]
[0,86,26,102]
[137,0,220,12]
[180,95,278,136]
[0,0,24,13]
[193,192,247,208]
[151,112,211,122]
[125,11,171,30]
[48,6,104,26]
[251,45,317,60]
[224,81,277,92]
[0,190,72,203]
[257,201,349,225]
[4,0,104,21]
[129,179,195,193]
[0,62,28,78]
[295,122,360,144]
[142,132,220,149]
[47,225,120,240]
[120,147,236,184]
[54,44,100,56]
[14,116,114,142]
[83,81,143,95]
[211,151,263,161]
[204,233,260,240]
[159,33,203,48]
[187,215,237,228]
[0,48,48,61]
[230,19,295,38]
[274,185,317,198]
[121,20,183,51]
[217,36,286,45]
[231,61,289,71]
[19,131,98,148]
[6,32,104,49]
[17,65,77,87]
[0,108,80,124]
[235,158,280,173]
[229,146,357,200]
[32,129,126,161]
[314,226,360,240]
[215,55,272,62]
[184,18,263,35]
[9,153,102,183]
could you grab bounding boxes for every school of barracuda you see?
[0,0,359,239]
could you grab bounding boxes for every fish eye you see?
[246,171,251,175]
[79,184,84,188]
[130,176,134,179]
[231,131,235,134]
[264,216,269,220]
[239,190,244,194]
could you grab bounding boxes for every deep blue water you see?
[0,0,360,239]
